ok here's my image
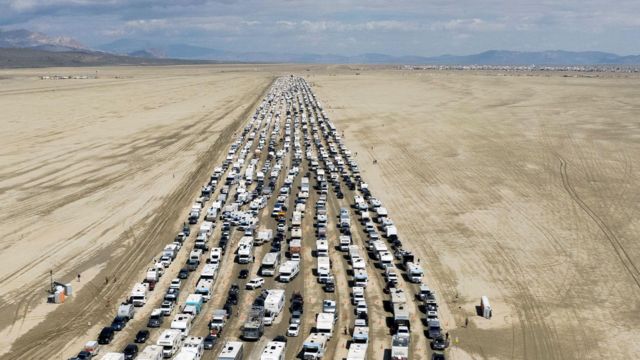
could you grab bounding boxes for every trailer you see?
[353,268,368,287]
[390,330,410,360]
[289,239,302,254]
[185,294,204,314]
[209,248,223,264]
[264,289,286,325]
[316,256,331,280]
[291,227,303,240]
[256,229,273,245]
[177,336,204,359]
[393,303,410,330]
[195,279,214,301]
[480,296,492,319]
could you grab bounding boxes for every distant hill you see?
[0,47,216,68]
[0,29,88,52]
[99,39,640,65]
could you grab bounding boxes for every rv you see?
[205,207,218,222]
[390,288,407,305]
[406,262,424,283]
[185,294,204,314]
[379,251,394,269]
[316,256,331,281]
[200,263,218,280]
[353,268,368,287]
[242,306,265,340]
[302,333,328,359]
[157,329,183,358]
[315,240,329,257]
[290,227,303,240]
[195,278,214,301]
[291,211,302,227]
[393,303,410,330]
[346,343,367,360]
[171,313,193,337]
[177,336,204,360]
[339,235,351,251]
[209,248,223,264]
[237,236,254,264]
[261,252,281,276]
[263,289,286,325]
[390,328,410,360]
[218,341,243,360]
[130,283,148,307]
[255,229,273,245]
[301,177,310,192]
[315,313,335,338]
[137,345,163,360]
[278,260,300,282]
[260,340,286,360]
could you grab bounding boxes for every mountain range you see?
[2,28,640,66]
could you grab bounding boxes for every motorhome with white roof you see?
[130,283,148,307]
[209,248,222,264]
[263,289,285,325]
[278,260,300,282]
[195,278,214,301]
[406,262,424,283]
[302,333,328,359]
[177,336,204,360]
[171,313,193,337]
[379,251,394,269]
[217,341,243,360]
[316,256,331,280]
[157,329,183,358]
[353,268,368,287]
[261,252,280,276]
[137,345,163,360]
[237,236,254,264]
[260,340,286,360]
[316,312,335,338]
[316,239,329,257]
[346,343,367,360]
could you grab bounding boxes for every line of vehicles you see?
[69,76,447,360]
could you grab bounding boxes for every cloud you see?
[431,18,505,32]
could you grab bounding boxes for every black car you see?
[135,329,150,343]
[147,312,163,328]
[203,334,217,350]
[98,327,114,344]
[432,354,446,360]
[273,335,287,344]
[223,301,233,315]
[111,316,127,331]
[76,351,92,359]
[239,269,249,279]
[336,191,344,199]
[182,223,191,236]
[123,343,139,360]
[178,268,189,279]
[323,281,335,293]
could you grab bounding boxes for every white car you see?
[287,323,300,337]
[323,300,337,314]
[246,277,265,290]
[355,301,368,315]
[316,214,327,223]
[169,278,181,290]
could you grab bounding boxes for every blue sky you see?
[1,0,639,55]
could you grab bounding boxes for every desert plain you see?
[0,65,639,359]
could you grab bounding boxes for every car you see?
[170,278,182,290]
[164,287,180,302]
[431,335,448,351]
[75,351,93,359]
[135,329,150,343]
[246,277,265,290]
[203,334,217,350]
[290,310,302,325]
[159,255,172,267]
[123,343,138,360]
[239,269,249,279]
[355,301,368,316]
[97,327,114,345]
[287,323,300,337]
[111,316,127,331]
[273,335,288,344]
[323,281,335,293]
[323,300,337,314]
[432,354,446,360]
[160,300,174,316]
[178,268,189,279]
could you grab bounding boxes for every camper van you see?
[278,260,300,282]
[261,252,281,276]
[217,341,243,360]
[130,283,148,307]
[263,289,285,325]
[157,329,183,358]
[260,340,286,360]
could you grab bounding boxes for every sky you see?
[1,0,639,55]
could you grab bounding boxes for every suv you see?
[123,344,138,360]
[97,327,114,344]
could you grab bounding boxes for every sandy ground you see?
[309,69,640,359]
[0,65,274,359]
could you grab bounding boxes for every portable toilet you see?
[480,296,492,319]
